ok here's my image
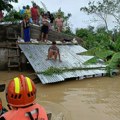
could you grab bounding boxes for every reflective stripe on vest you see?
[25,109,37,116]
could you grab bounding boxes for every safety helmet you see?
[6,75,36,108]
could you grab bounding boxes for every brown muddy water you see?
[0,71,120,120]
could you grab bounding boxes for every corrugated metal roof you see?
[19,44,107,84]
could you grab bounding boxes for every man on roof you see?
[46,41,62,62]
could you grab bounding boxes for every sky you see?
[12,0,115,32]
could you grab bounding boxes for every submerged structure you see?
[19,43,107,84]
[0,22,109,84]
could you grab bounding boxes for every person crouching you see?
[46,41,62,62]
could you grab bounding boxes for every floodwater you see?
[0,71,120,120]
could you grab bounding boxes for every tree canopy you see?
[76,26,120,75]
[0,0,18,11]
[80,0,120,31]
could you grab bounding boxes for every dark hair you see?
[47,11,51,15]
[33,3,36,7]
[26,5,30,9]
[52,41,56,45]
[23,6,26,9]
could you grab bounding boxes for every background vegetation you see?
[1,0,120,74]
[75,0,120,75]
[0,0,18,11]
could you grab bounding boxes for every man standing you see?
[31,3,39,24]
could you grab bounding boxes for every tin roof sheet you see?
[19,44,107,84]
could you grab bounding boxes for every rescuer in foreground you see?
[0,75,48,120]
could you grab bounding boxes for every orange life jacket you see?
[1,103,48,120]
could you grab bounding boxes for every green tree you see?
[77,27,120,75]
[80,0,120,31]
[4,9,21,22]
[76,27,96,49]
[0,0,18,11]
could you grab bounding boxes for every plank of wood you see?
[8,65,20,67]
[8,55,20,58]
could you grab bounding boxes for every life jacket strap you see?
[26,108,39,120]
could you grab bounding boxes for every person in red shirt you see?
[31,3,39,24]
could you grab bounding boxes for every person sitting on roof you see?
[0,75,48,120]
[46,41,62,62]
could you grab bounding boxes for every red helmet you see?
[6,75,36,108]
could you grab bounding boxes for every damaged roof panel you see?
[19,44,106,84]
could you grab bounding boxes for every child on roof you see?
[46,41,62,62]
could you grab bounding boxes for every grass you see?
[37,66,106,76]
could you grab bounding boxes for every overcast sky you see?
[12,0,115,32]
